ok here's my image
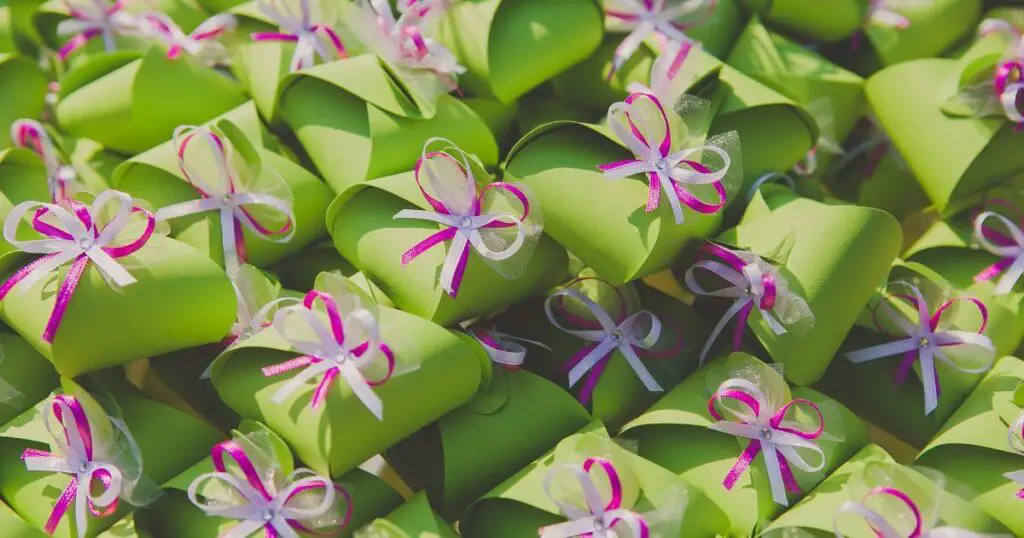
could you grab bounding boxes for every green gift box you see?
[326,163,568,327]
[356,492,457,538]
[384,359,592,520]
[0,54,46,148]
[0,331,59,427]
[460,420,729,538]
[703,186,902,385]
[853,0,983,72]
[278,54,498,194]
[433,0,604,104]
[916,356,1024,535]
[113,102,333,271]
[209,272,485,478]
[54,48,246,155]
[0,374,223,538]
[140,420,404,537]
[619,352,869,536]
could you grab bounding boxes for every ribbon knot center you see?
[609,330,624,343]
[759,426,773,442]
[457,215,474,229]
[260,507,275,522]
[918,336,931,349]
[55,166,77,183]
[76,235,94,250]
[654,158,671,171]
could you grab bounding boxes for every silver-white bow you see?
[979,18,1024,60]
[9,119,83,202]
[538,464,647,538]
[142,12,236,65]
[974,211,1024,296]
[58,0,142,51]
[471,330,549,369]
[834,498,1008,538]
[361,0,464,79]
[605,0,708,74]
[258,0,341,71]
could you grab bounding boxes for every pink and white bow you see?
[708,376,825,506]
[626,40,700,110]
[471,329,549,370]
[10,119,82,203]
[603,0,716,79]
[56,0,141,60]
[21,395,147,538]
[141,12,236,65]
[973,209,1024,295]
[155,125,295,277]
[538,457,650,538]
[251,0,347,71]
[188,437,347,538]
[0,190,155,343]
[685,244,813,364]
[1004,410,1024,499]
[845,282,995,415]
[262,290,395,419]
[979,18,1024,61]
[600,92,736,226]
[864,0,928,31]
[395,138,539,298]
[545,279,668,406]
[834,485,1003,538]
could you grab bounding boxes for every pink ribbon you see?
[10,119,79,202]
[972,203,1024,294]
[0,191,155,343]
[1005,411,1024,499]
[21,395,123,538]
[141,12,236,63]
[251,0,346,71]
[538,457,650,538]
[993,61,1024,129]
[56,0,137,61]
[604,0,716,79]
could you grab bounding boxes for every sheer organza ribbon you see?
[544,282,664,406]
[0,190,154,342]
[394,140,530,298]
[57,0,139,60]
[626,39,697,107]
[707,378,824,506]
[251,0,346,71]
[262,290,395,419]
[834,486,995,538]
[142,12,236,63]
[156,125,295,277]
[973,210,1024,295]
[604,0,714,78]
[10,119,81,203]
[1004,411,1024,499]
[538,457,650,538]
[845,284,995,415]
[599,92,730,225]
[21,395,124,538]
[362,0,464,92]
[187,439,343,538]
[471,329,549,370]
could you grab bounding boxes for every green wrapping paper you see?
[384,361,592,520]
[278,54,498,194]
[54,48,246,155]
[209,272,485,478]
[356,492,457,538]
[916,356,1024,535]
[854,0,983,71]
[325,167,569,327]
[459,420,729,538]
[704,186,902,385]
[619,353,869,537]
[434,0,604,104]
[0,332,59,427]
[113,102,333,270]
[140,421,404,537]
[273,239,356,291]
[490,279,709,430]
[743,0,862,42]
[0,500,47,538]
[0,375,223,538]
[0,54,46,148]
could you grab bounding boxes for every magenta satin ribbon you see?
[972,199,1024,285]
[1016,415,1024,500]
[0,200,154,343]
[994,61,1024,130]
[707,389,823,495]
[864,487,924,538]
[604,0,715,80]
[13,121,70,202]
[580,458,649,538]
[261,290,395,409]
[701,243,777,350]
[250,25,345,58]
[144,13,231,59]
[58,0,125,61]
[21,395,120,535]
[399,152,530,298]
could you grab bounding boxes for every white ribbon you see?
[833,500,1007,538]
[364,0,464,78]
[4,190,141,290]
[845,285,995,415]
[142,12,236,65]
[9,119,82,202]
[188,468,335,538]
[156,125,296,278]
[625,39,699,107]
[746,172,796,201]
[973,211,1024,295]
[57,0,142,51]
[472,330,549,368]
[1003,411,1024,488]
[544,287,663,394]
[606,0,708,74]
[979,18,1024,61]
[538,465,647,538]
[259,0,339,71]
[708,378,825,507]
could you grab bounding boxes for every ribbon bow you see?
[471,329,549,370]
[625,39,698,109]
[142,12,236,64]
[262,290,395,419]
[979,18,1024,61]
[1004,411,1024,499]
[10,119,82,203]
[21,395,126,538]
[251,0,346,71]
[708,377,825,506]
[188,439,344,538]
[0,190,155,342]
[545,280,665,406]
[865,0,922,30]
[539,457,650,538]
[973,210,1024,295]
[156,125,295,277]
[685,244,812,364]
[603,0,715,79]
[394,138,532,298]
[845,283,995,415]
[834,486,1000,538]
[57,0,140,60]
[599,92,732,225]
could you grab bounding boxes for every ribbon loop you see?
[1004,411,1024,499]
[603,0,716,79]
[539,457,650,538]
[57,0,142,60]
[10,119,82,202]
[142,12,236,64]
[252,0,346,71]
[471,329,549,369]
[973,210,1024,295]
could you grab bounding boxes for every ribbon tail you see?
[339,362,384,420]
[920,349,938,415]
[45,478,77,535]
[761,442,790,506]
[269,361,331,405]
[700,298,750,364]
[662,172,686,225]
[567,338,619,388]
[995,255,1024,295]
[578,355,609,406]
[618,343,662,393]
[610,22,654,77]
[438,233,469,297]
[44,255,89,343]
[724,441,760,491]
[75,478,89,538]
[221,207,241,277]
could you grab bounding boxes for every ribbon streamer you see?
[394,138,531,298]
[188,438,345,538]
[685,244,811,364]
[10,119,82,202]
[57,0,141,60]
[1004,411,1024,499]
[626,39,698,107]
[142,12,236,64]
[262,290,395,419]
[538,457,650,538]
[603,0,715,79]
[21,395,126,538]
[251,0,346,71]
[845,283,995,415]
[834,486,1001,538]
[0,190,155,342]
[471,329,549,369]
[156,125,295,278]
[973,210,1024,295]
[707,377,825,506]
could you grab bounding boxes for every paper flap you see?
[278,54,424,119]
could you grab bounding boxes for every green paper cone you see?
[0,332,59,427]
[356,492,457,538]
[0,54,46,148]
[859,0,982,69]
[0,500,47,538]
[743,0,863,42]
